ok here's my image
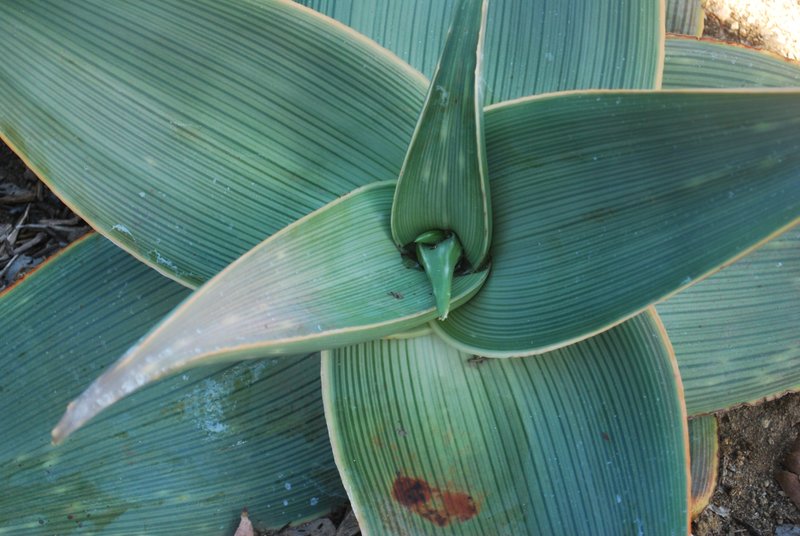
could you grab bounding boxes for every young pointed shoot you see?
[416,231,464,320]
[391,0,492,268]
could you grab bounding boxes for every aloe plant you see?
[1,0,799,534]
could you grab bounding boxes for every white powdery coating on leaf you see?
[154,251,178,270]
[185,377,232,438]
[111,223,133,237]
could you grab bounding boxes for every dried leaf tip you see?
[233,507,254,536]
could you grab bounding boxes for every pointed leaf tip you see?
[416,233,463,319]
[51,184,490,441]
[234,508,255,536]
[51,379,123,444]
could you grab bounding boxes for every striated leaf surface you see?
[437,90,800,357]
[666,0,704,36]
[0,0,427,287]
[660,228,800,415]
[0,234,345,533]
[52,183,488,442]
[298,0,664,100]
[659,37,800,414]
[688,415,719,519]
[323,311,689,534]
[664,37,800,89]
[391,0,491,268]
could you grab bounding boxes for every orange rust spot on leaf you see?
[392,476,432,508]
[441,491,478,521]
[391,474,479,527]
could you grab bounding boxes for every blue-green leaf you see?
[323,311,689,534]
[0,234,345,532]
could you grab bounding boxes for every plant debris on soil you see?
[694,394,800,536]
[0,143,88,291]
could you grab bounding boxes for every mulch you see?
[0,142,89,291]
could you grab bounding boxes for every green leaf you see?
[296,0,455,81]
[322,311,689,534]
[52,183,489,442]
[664,37,800,89]
[298,0,664,100]
[0,234,345,533]
[658,37,800,415]
[666,0,704,36]
[688,416,718,519]
[416,233,464,320]
[391,0,491,268]
[0,0,427,287]
[659,228,800,415]
[437,90,800,357]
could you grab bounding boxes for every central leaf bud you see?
[414,230,463,320]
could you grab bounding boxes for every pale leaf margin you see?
[431,87,800,358]
[50,181,489,444]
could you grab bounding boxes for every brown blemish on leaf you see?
[159,399,185,416]
[392,476,432,508]
[387,291,404,300]
[584,206,616,222]
[391,474,479,526]
[601,432,611,442]
[441,491,478,521]
[467,355,488,367]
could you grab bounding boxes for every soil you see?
[692,2,800,534]
[2,3,800,535]
[694,395,800,536]
[703,0,800,61]
[0,143,88,290]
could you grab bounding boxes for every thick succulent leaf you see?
[659,228,800,415]
[52,183,488,442]
[391,0,491,268]
[0,234,345,533]
[666,0,704,36]
[298,0,664,100]
[322,311,689,534]
[688,416,719,519]
[659,38,800,415]
[296,0,454,81]
[664,37,800,89]
[0,0,427,287]
[437,90,800,357]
